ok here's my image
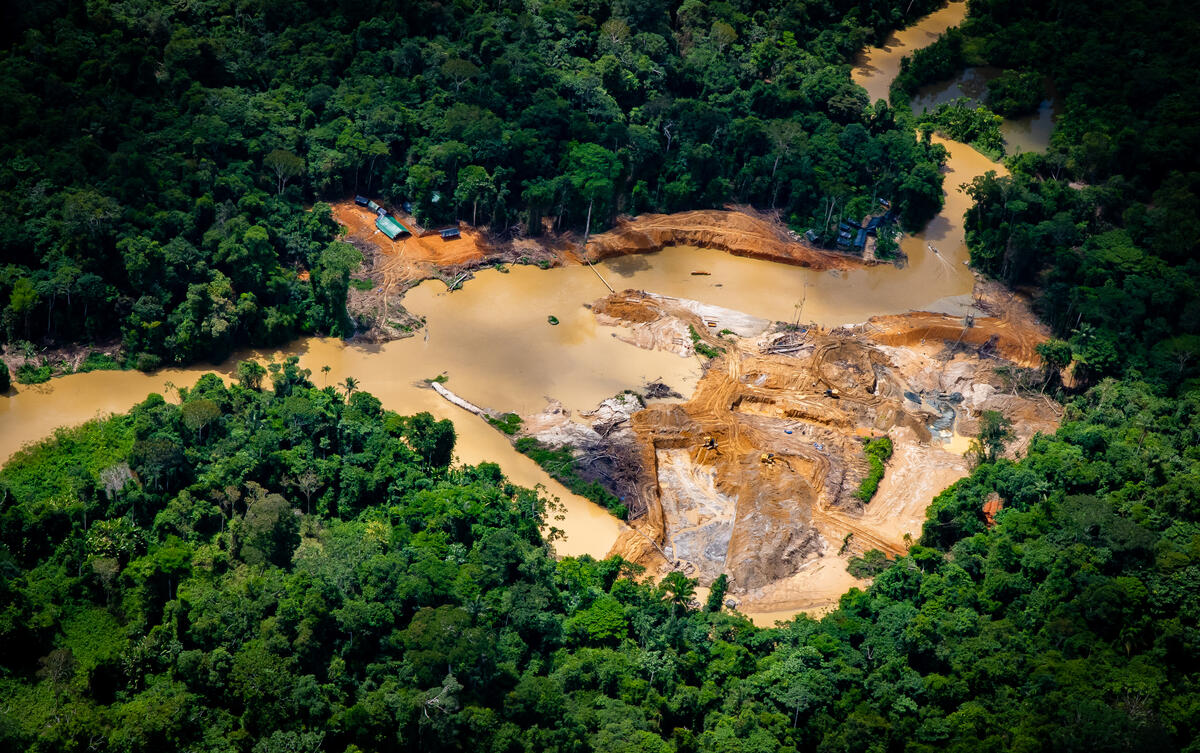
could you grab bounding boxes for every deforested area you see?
[3,0,1200,751]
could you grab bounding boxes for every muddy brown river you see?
[1,0,1011,602]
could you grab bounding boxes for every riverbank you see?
[333,200,879,343]
[536,286,1060,621]
[585,208,872,271]
[1,0,1049,621]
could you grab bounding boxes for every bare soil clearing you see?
[585,290,1060,617]
[332,200,505,341]
[866,279,1049,368]
[331,200,492,269]
[331,200,879,344]
[587,208,870,271]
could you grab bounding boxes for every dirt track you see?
[586,208,869,271]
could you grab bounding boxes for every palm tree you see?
[660,571,697,615]
[321,365,331,387]
[341,376,359,399]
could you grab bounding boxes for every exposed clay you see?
[593,290,771,358]
[596,291,1061,616]
[587,208,870,271]
[514,394,648,517]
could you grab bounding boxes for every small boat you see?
[690,270,711,276]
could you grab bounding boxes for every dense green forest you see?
[0,0,948,370]
[4,0,1200,750]
[2,363,1198,751]
[892,0,1200,390]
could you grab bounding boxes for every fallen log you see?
[431,382,492,418]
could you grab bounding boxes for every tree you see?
[181,398,221,441]
[130,435,184,490]
[970,410,1015,465]
[237,360,267,391]
[7,277,39,338]
[238,490,300,567]
[710,21,737,53]
[600,18,630,49]
[440,58,480,92]
[455,165,496,226]
[1036,338,1073,391]
[521,178,558,236]
[874,224,900,258]
[0,361,9,393]
[566,595,628,645]
[704,574,729,612]
[288,467,322,514]
[898,159,945,229]
[401,412,456,468]
[766,120,804,181]
[660,571,697,615]
[264,150,305,196]
[36,648,76,690]
[341,376,359,398]
[311,241,362,337]
[565,143,621,249]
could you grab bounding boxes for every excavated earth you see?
[586,289,1061,617]
[586,208,869,271]
[334,200,1061,618]
[331,200,865,342]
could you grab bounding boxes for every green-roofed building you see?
[375,215,408,240]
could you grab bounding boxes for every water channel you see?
[853,0,1057,154]
[1,0,1012,582]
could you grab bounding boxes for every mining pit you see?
[491,287,1061,618]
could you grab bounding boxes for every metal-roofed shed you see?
[376,215,408,240]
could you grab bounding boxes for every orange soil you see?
[586,208,870,271]
[330,199,492,267]
[592,295,662,323]
[334,201,870,288]
[865,311,1046,368]
[599,294,1061,616]
[865,281,1051,368]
